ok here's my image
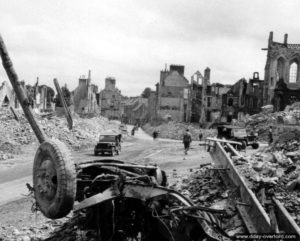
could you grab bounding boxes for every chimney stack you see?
[268,31,273,46]
[204,67,211,85]
[284,33,288,45]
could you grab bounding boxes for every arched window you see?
[289,62,298,83]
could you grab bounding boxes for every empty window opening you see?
[289,62,298,83]
[2,96,9,107]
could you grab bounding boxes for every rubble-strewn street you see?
[2,2,300,239]
[0,125,216,240]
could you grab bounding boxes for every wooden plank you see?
[206,137,242,145]
[209,142,273,233]
[272,197,300,238]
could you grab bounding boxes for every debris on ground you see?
[0,108,120,161]
[169,166,246,236]
[232,131,300,226]
[143,122,216,140]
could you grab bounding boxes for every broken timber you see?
[208,139,300,237]
[53,78,73,130]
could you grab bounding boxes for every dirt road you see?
[0,128,212,240]
[0,128,211,207]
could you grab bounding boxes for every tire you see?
[33,139,76,219]
[252,143,259,149]
[241,141,247,150]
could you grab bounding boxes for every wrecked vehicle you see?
[36,158,231,241]
[217,125,259,150]
[0,35,231,241]
[94,132,121,156]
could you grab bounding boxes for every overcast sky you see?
[0,0,299,96]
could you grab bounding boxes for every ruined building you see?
[222,72,264,122]
[263,32,300,110]
[155,64,190,122]
[73,70,99,114]
[122,97,148,125]
[25,78,55,112]
[190,68,231,125]
[0,79,55,112]
[99,77,122,120]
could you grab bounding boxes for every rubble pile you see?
[0,108,120,160]
[38,115,120,151]
[272,129,300,153]
[0,219,69,241]
[170,167,246,236]
[233,149,300,225]
[243,109,300,142]
[143,122,216,140]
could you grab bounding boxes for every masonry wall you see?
[158,97,183,121]
[74,79,88,113]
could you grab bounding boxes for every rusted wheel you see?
[33,139,76,219]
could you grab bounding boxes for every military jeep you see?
[217,125,259,150]
[94,132,121,156]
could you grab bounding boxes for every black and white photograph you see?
[0,0,299,240]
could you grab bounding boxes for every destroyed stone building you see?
[99,77,122,120]
[263,32,300,111]
[122,97,148,125]
[73,70,99,114]
[221,72,264,122]
[34,84,55,112]
[190,68,231,125]
[0,79,55,112]
[154,64,190,122]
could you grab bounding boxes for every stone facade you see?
[122,97,148,125]
[0,79,55,112]
[73,70,99,114]
[263,32,300,110]
[190,68,231,125]
[156,65,190,122]
[222,72,264,122]
[99,77,122,120]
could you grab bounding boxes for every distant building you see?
[99,77,122,120]
[122,97,148,125]
[190,68,231,125]
[263,32,300,111]
[73,70,99,114]
[156,64,190,122]
[222,72,264,122]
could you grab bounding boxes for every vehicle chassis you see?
[73,159,231,241]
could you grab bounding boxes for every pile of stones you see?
[0,108,120,160]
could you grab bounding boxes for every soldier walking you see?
[183,129,192,155]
